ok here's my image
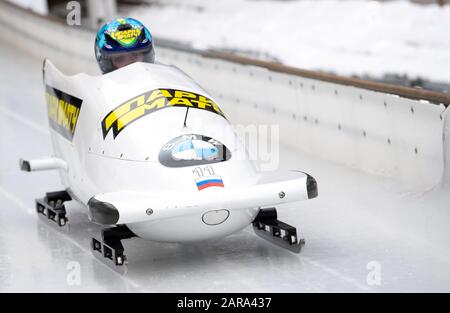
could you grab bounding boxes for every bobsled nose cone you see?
[87,197,120,225]
[306,174,318,199]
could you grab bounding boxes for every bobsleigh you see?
[20,59,318,266]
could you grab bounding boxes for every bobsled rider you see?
[95,18,155,74]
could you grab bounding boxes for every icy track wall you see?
[1,1,449,190]
[444,112,450,188]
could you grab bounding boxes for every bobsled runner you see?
[20,59,318,266]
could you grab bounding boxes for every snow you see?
[130,0,450,83]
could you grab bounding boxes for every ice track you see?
[1,43,450,292]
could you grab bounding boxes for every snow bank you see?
[132,0,450,83]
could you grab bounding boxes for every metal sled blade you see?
[252,208,305,253]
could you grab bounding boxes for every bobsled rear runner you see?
[20,59,318,265]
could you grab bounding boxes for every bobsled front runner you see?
[20,60,318,266]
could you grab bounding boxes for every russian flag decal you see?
[195,176,224,190]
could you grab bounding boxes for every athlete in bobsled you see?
[95,18,155,74]
[20,18,318,266]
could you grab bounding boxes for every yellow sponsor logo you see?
[45,86,82,141]
[102,88,226,139]
[111,29,141,45]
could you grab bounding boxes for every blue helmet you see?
[95,18,155,74]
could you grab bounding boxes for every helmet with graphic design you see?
[95,18,155,74]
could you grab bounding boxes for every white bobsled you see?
[21,59,317,265]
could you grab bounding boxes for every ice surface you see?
[0,43,450,292]
[130,0,450,83]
